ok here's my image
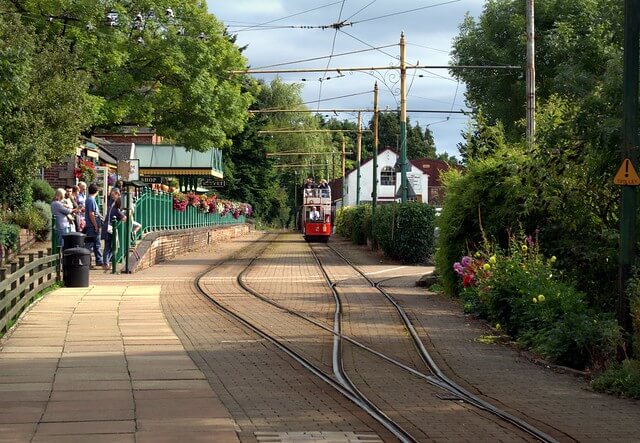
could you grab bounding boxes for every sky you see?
[208,0,487,158]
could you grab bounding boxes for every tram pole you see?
[342,139,347,206]
[356,111,362,205]
[618,0,640,346]
[399,32,408,203]
[372,82,379,242]
[526,0,536,149]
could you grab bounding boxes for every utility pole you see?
[342,139,347,206]
[356,111,362,205]
[372,82,379,241]
[526,0,536,149]
[618,0,639,343]
[399,32,408,202]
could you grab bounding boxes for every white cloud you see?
[208,0,486,157]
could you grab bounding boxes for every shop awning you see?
[134,144,224,178]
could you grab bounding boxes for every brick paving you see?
[328,236,640,442]
[3,231,640,442]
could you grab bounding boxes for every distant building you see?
[330,148,459,208]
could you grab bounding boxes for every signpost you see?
[117,159,140,182]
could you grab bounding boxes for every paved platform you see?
[0,284,239,443]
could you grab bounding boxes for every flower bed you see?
[171,191,252,217]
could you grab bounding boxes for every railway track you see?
[193,233,562,442]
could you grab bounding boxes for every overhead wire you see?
[229,0,344,32]
[316,0,347,111]
[252,44,396,70]
[349,0,462,25]
[343,0,378,22]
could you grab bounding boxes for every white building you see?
[342,148,429,206]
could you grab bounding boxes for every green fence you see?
[110,188,245,272]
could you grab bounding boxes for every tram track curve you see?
[317,242,567,443]
[193,232,564,442]
[194,233,416,442]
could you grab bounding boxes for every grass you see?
[591,359,640,399]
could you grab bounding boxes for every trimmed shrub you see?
[592,360,640,399]
[32,201,52,241]
[31,179,55,203]
[0,222,20,252]
[350,205,371,245]
[373,203,436,264]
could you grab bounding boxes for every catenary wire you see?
[349,0,461,25]
[343,0,378,22]
[230,0,344,32]
[252,44,397,70]
[316,0,348,111]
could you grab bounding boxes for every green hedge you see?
[337,202,436,264]
[31,179,55,203]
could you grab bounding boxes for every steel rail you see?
[323,243,562,443]
[194,234,416,443]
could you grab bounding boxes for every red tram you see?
[301,186,331,242]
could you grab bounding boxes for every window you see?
[380,166,396,186]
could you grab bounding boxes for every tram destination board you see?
[201,178,226,188]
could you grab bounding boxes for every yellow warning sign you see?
[614,158,640,185]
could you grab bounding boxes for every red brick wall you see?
[99,134,162,144]
[43,160,75,190]
[133,224,251,272]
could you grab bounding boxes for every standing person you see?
[310,206,321,221]
[63,186,77,232]
[102,190,127,271]
[84,183,104,269]
[51,188,75,250]
[77,181,87,206]
[72,186,85,233]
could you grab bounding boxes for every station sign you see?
[201,178,226,188]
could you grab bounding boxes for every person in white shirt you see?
[310,206,321,221]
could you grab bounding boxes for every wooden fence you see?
[0,249,59,333]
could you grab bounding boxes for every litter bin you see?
[62,232,86,251]
[63,247,91,287]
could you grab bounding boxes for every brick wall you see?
[130,224,251,272]
[43,160,75,190]
[99,134,162,144]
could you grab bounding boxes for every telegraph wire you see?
[349,0,461,25]
[229,0,344,32]
[316,0,347,111]
[252,44,396,70]
[343,0,378,22]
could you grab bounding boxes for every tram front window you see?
[307,207,323,222]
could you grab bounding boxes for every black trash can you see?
[62,232,86,251]
[63,247,91,287]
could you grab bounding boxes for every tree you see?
[0,14,94,209]
[4,0,252,151]
[226,78,335,225]
[457,111,507,164]
[363,113,436,160]
[451,0,623,141]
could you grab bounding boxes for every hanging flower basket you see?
[173,193,188,212]
[75,159,96,184]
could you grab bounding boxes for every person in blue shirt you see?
[84,183,103,268]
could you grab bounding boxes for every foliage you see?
[457,111,506,164]
[335,205,371,245]
[31,180,54,203]
[451,0,623,141]
[31,201,52,241]
[592,360,640,399]
[75,159,96,184]
[361,113,436,160]
[435,147,528,296]
[9,206,47,235]
[0,222,20,251]
[459,237,620,369]
[4,0,253,151]
[0,14,93,210]
[373,203,436,264]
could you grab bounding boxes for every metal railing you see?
[111,188,245,272]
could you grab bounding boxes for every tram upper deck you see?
[303,187,331,206]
